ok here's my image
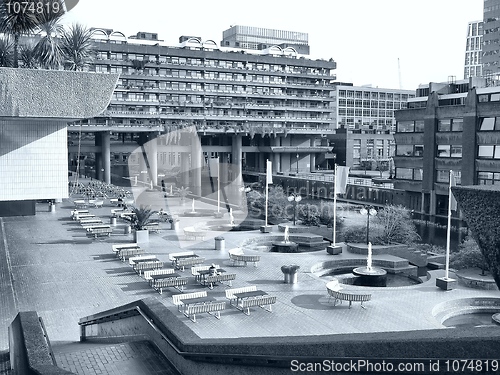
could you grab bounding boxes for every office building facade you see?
[330,84,415,169]
[221,25,310,55]
[483,0,500,76]
[464,20,483,79]
[393,77,500,216]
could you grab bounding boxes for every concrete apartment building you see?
[67,28,337,196]
[393,77,500,216]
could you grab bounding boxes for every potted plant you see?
[130,206,157,243]
[175,186,192,205]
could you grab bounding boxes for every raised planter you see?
[436,277,457,291]
[134,229,149,243]
[281,265,300,284]
[327,245,342,255]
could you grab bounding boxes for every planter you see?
[110,216,117,226]
[171,221,179,231]
[327,245,342,255]
[281,265,300,284]
[436,277,457,291]
[134,229,149,243]
[260,225,272,233]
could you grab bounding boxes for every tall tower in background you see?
[464,20,483,78]
[482,0,500,78]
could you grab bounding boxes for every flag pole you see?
[333,163,338,246]
[445,170,453,279]
[217,157,220,213]
[265,159,269,227]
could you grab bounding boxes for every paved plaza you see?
[0,185,499,362]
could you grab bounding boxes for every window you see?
[450,145,462,158]
[451,118,463,131]
[414,145,424,157]
[415,120,425,132]
[396,168,413,180]
[396,145,413,156]
[478,145,495,158]
[414,169,423,181]
[436,170,449,183]
[478,171,500,185]
[437,145,450,157]
[397,121,414,132]
[438,119,451,132]
[479,117,500,130]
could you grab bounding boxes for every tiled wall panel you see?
[0,121,68,201]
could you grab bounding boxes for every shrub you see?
[451,236,489,274]
[130,206,157,231]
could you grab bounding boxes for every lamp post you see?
[296,153,299,174]
[288,193,302,226]
[360,206,377,244]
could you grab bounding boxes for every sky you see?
[61,0,484,90]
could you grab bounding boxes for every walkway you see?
[0,184,498,354]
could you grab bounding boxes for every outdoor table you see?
[233,290,268,305]
[77,214,95,219]
[150,273,181,281]
[113,245,141,254]
[129,255,158,265]
[172,254,199,261]
[196,268,226,282]
[179,296,216,313]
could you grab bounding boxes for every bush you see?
[373,205,420,245]
[451,236,489,273]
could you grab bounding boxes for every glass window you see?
[414,169,423,181]
[438,119,451,132]
[491,93,500,101]
[480,117,495,130]
[478,145,494,158]
[396,168,413,180]
[437,145,451,157]
[450,145,462,158]
[396,145,413,156]
[397,121,414,132]
[436,170,449,183]
[451,118,463,131]
[414,145,424,157]
[415,120,424,132]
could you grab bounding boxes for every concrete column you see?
[429,190,436,216]
[232,134,243,188]
[94,133,102,180]
[138,133,148,184]
[146,132,158,186]
[180,153,190,188]
[190,136,202,196]
[310,138,316,173]
[220,152,229,184]
[272,136,280,173]
[101,132,111,184]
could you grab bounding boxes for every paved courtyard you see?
[0,185,499,351]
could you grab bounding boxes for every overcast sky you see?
[62,0,484,90]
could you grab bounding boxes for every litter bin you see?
[49,202,55,213]
[215,236,225,251]
[281,265,300,284]
[110,216,117,225]
[171,221,179,231]
[124,225,131,234]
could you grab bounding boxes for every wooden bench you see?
[183,227,207,240]
[225,286,257,306]
[133,260,164,275]
[128,255,158,266]
[326,279,371,309]
[202,273,236,289]
[152,277,188,294]
[118,248,145,261]
[184,301,226,322]
[71,209,89,219]
[86,226,112,238]
[175,257,205,271]
[229,251,261,267]
[236,295,277,316]
[172,291,207,311]
[73,200,87,209]
[112,243,139,254]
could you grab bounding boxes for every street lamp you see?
[296,153,299,174]
[360,206,377,244]
[288,193,302,226]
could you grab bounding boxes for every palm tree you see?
[129,206,157,231]
[60,23,94,71]
[33,8,64,69]
[0,0,65,68]
[0,35,14,67]
[20,41,38,68]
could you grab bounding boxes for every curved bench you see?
[326,279,371,309]
[228,248,260,267]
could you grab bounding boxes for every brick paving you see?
[0,184,499,373]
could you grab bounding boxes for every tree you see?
[375,158,389,178]
[246,185,289,222]
[0,0,64,67]
[373,205,420,245]
[129,206,157,231]
[451,235,489,275]
[60,23,94,71]
[0,35,14,67]
[19,41,38,68]
[33,8,64,69]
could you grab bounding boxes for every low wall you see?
[77,298,500,375]
[9,312,74,375]
[347,243,428,267]
[456,271,499,291]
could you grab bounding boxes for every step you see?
[52,340,180,375]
